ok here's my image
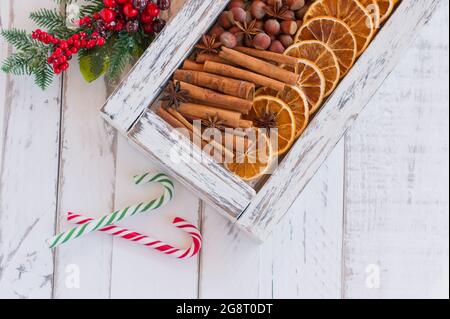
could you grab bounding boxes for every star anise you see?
[253,111,277,132]
[202,113,226,130]
[264,2,292,20]
[235,19,262,43]
[195,35,222,55]
[159,81,189,110]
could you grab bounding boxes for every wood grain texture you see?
[52,68,116,298]
[342,2,449,299]
[0,0,61,298]
[101,0,230,134]
[270,141,344,298]
[199,203,269,298]
[238,0,443,241]
[110,135,200,298]
[128,111,256,220]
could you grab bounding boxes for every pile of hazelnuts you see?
[211,0,312,53]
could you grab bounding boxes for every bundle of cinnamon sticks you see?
[157,45,300,160]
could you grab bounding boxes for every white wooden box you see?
[101,0,442,242]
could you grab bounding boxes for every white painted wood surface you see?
[0,0,448,299]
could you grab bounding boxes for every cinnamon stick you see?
[177,81,252,114]
[235,46,299,66]
[238,119,253,128]
[204,61,286,92]
[177,103,244,128]
[173,70,255,100]
[219,47,299,85]
[182,60,204,71]
[196,53,234,66]
[166,108,234,161]
[156,108,192,138]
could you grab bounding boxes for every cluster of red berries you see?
[92,0,170,34]
[31,1,170,75]
[32,29,106,74]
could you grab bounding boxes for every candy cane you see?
[66,212,202,259]
[47,172,174,249]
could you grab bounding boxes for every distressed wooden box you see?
[101,0,442,242]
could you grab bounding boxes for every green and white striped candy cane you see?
[47,172,174,249]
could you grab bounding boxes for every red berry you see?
[157,0,170,10]
[73,40,81,48]
[145,3,160,17]
[96,38,106,46]
[116,0,129,3]
[152,18,166,32]
[123,3,139,17]
[60,41,68,50]
[61,63,69,71]
[54,48,63,56]
[115,20,124,30]
[100,8,116,23]
[140,12,154,24]
[103,0,117,7]
[125,20,139,33]
[143,23,154,33]
[93,13,101,20]
[71,47,78,54]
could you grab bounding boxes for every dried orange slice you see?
[256,86,310,138]
[297,17,357,77]
[225,130,273,181]
[377,0,398,23]
[285,40,339,98]
[281,58,325,113]
[255,87,278,97]
[277,86,309,138]
[304,0,375,55]
[359,0,381,29]
[250,95,296,156]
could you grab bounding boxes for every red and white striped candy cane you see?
[66,212,202,259]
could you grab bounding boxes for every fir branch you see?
[107,33,136,80]
[1,28,36,50]
[1,53,32,75]
[33,62,54,90]
[30,8,65,30]
[30,8,75,38]
[80,0,104,16]
[1,29,54,89]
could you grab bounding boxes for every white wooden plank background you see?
[0,0,448,299]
